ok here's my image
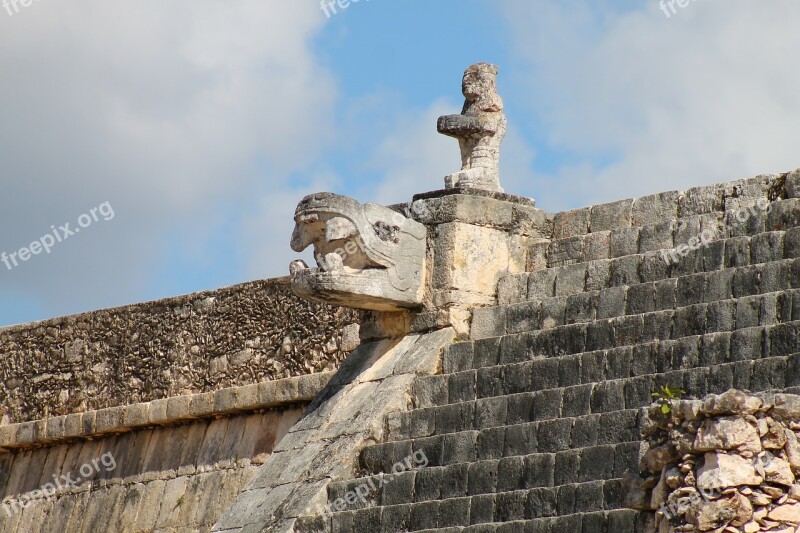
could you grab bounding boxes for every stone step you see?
[357,434,638,487]
[410,509,646,533]
[421,343,800,415]
[369,354,800,468]
[488,274,800,342]
[539,196,800,271]
[458,310,800,377]
[318,486,635,532]
[391,348,800,438]
[547,173,796,242]
[360,416,641,474]
[498,233,800,309]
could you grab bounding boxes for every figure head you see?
[461,63,503,112]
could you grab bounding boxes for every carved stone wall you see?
[631,390,800,532]
[0,278,359,425]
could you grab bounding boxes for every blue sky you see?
[1,0,799,326]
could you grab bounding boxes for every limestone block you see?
[590,199,633,232]
[258,379,298,407]
[632,191,680,227]
[411,194,514,227]
[767,198,800,231]
[15,421,38,445]
[39,489,78,532]
[340,324,361,352]
[680,184,725,217]
[44,415,66,441]
[723,174,774,210]
[64,491,92,531]
[192,471,228,526]
[155,476,190,529]
[148,398,169,424]
[527,240,550,272]
[768,502,800,524]
[470,307,506,341]
[177,422,212,477]
[549,236,584,266]
[763,457,795,486]
[584,230,611,261]
[786,169,800,199]
[188,392,215,418]
[693,493,752,530]
[432,222,517,296]
[609,227,640,258]
[693,416,761,453]
[281,479,329,519]
[392,327,455,375]
[352,375,416,441]
[553,207,590,239]
[117,482,147,530]
[702,389,762,415]
[774,394,800,418]
[696,452,763,490]
[639,220,676,253]
[122,402,150,428]
[356,335,419,383]
[165,395,193,422]
[16,498,50,532]
[196,419,229,472]
[785,429,800,473]
[0,423,18,447]
[497,274,528,305]
[75,484,126,532]
[94,434,129,483]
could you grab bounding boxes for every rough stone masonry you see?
[3,63,800,532]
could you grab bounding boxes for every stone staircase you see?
[295,173,800,532]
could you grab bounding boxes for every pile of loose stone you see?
[628,389,800,532]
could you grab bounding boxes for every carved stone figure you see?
[438,62,507,192]
[289,192,427,311]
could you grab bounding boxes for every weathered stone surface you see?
[438,63,506,192]
[763,456,795,486]
[696,453,763,491]
[590,199,634,232]
[785,429,800,473]
[768,502,800,523]
[290,192,427,311]
[0,408,299,533]
[0,278,357,425]
[553,207,591,239]
[212,328,453,532]
[774,394,800,419]
[703,389,763,416]
[693,416,761,453]
[692,493,750,531]
[632,191,680,227]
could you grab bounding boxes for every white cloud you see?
[0,0,336,322]
[499,0,800,209]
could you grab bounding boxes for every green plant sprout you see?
[652,385,686,415]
